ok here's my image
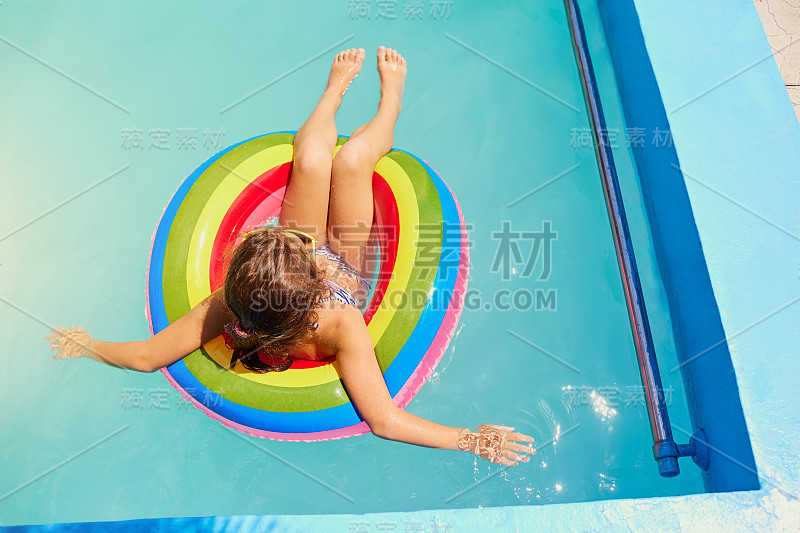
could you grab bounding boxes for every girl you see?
[47,47,536,467]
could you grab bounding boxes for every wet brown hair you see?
[222,227,330,373]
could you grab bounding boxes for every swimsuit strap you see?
[313,279,358,331]
[317,279,358,306]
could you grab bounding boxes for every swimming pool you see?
[0,0,775,528]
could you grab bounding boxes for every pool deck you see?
[3,0,799,531]
[754,0,800,122]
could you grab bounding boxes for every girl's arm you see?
[139,287,234,371]
[48,287,233,372]
[333,306,536,466]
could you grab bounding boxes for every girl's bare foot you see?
[377,46,407,107]
[326,48,366,97]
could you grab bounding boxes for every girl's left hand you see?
[46,325,96,360]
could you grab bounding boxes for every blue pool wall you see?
[622,0,800,524]
[3,0,799,530]
[595,0,760,492]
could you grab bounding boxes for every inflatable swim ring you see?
[145,131,469,442]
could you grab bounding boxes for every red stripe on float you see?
[363,172,400,324]
[209,162,292,290]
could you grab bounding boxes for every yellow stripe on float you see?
[365,156,419,343]
[186,144,293,307]
[201,336,342,387]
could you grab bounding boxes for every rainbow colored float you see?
[145,131,469,442]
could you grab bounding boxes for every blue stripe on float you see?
[166,358,364,433]
[383,150,462,397]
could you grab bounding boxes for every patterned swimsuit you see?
[312,244,372,329]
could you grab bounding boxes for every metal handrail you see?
[564,0,709,477]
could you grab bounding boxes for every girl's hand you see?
[46,325,96,360]
[456,424,536,467]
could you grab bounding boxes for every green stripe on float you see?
[373,150,443,371]
[162,133,293,324]
[185,347,353,412]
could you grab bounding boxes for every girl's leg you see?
[278,48,366,244]
[327,46,407,272]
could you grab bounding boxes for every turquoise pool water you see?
[0,0,704,526]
